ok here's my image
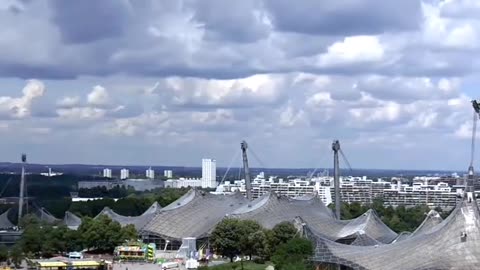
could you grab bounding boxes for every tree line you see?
[34,187,190,218]
[0,214,138,268]
[209,220,314,270]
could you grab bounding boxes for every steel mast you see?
[241,141,252,201]
[332,140,341,219]
[468,100,480,191]
[18,153,27,223]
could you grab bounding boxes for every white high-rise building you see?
[164,170,173,178]
[103,168,112,178]
[146,168,155,179]
[202,158,217,188]
[120,168,129,180]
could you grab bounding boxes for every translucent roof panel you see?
[141,190,248,241]
[34,207,61,224]
[231,192,397,244]
[94,201,163,230]
[0,209,14,229]
[311,193,480,270]
[63,211,82,230]
[231,192,335,229]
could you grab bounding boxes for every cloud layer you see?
[0,0,478,170]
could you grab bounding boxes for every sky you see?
[0,0,479,170]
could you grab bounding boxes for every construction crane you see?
[467,100,480,191]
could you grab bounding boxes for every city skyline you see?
[0,1,479,170]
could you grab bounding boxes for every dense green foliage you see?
[19,214,138,258]
[78,186,134,198]
[0,174,91,199]
[334,199,451,233]
[0,244,23,268]
[210,219,244,262]
[68,188,189,217]
[210,219,309,267]
[271,238,314,270]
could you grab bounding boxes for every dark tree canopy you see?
[271,238,313,270]
[210,219,243,262]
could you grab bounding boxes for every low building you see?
[78,179,164,192]
[123,179,164,191]
[165,178,202,188]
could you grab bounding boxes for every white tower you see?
[202,158,217,188]
[164,170,173,178]
[146,167,155,179]
[103,168,112,178]
[120,168,129,180]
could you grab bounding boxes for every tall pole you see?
[241,141,252,201]
[18,153,27,223]
[468,100,480,192]
[332,140,341,220]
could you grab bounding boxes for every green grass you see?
[199,261,270,270]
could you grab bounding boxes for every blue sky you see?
[0,0,479,170]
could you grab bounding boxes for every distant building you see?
[103,168,112,178]
[165,178,202,188]
[78,179,164,192]
[40,167,63,177]
[120,168,129,180]
[164,170,173,178]
[146,168,155,179]
[123,179,164,191]
[202,159,217,188]
[78,180,120,190]
[214,172,321,202]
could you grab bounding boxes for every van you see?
[161,261,180,269]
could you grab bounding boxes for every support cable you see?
[339,149,353,172]
[220,150,241,185]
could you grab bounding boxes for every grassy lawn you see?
[200,261,270,270]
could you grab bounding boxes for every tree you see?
[238,220,264,260]
[271,238,313,270]
[20,221,44,255]
[10,244,23,268]
[268,222,298,246]
[121,224,138,242]
[0,245,8,262]
[47,225,70,254]
[78,215,135,252]
[210,219,243,262]
[64,228,84,252]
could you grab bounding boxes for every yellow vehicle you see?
[114,242,156,262]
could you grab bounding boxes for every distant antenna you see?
[18,153,27,223]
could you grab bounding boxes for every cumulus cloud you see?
[0,80,45,119]
[87,85,110,106]
[57,96,80,107]
[317,36,385,67]
[157,74,287,108]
